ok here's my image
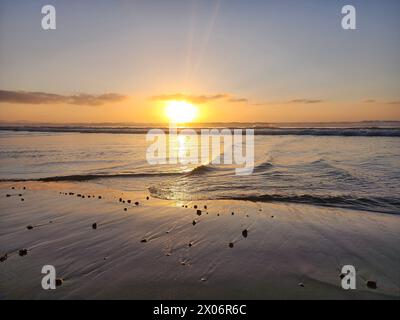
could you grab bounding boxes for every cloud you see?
[151,93,250,105]
[0,90,128,106]
[289,99,325,104]
[151,93,229,104]
[228,98,248,103]
[252,99,325,106]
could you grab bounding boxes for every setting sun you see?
[165,100,198,123]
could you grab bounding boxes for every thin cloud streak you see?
[151,93,248,104]
[0,90,128,106]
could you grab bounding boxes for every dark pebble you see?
[229,243,234,248]
[77,194,82,197]
[192,220,196,226]
[0,254,8,262]
[19,194,22,197]
[185,205,188,208]
[298,282,305,287]
[123,200,125,203]
[135,202,139,206]
[23,187,26,190]
[124,208,127,211]
[271,215,274,218]
[146,196,149,200]
[194,205,198,209]
[127,200,131,204]
[231,212,234,216]
[242,229,248,238]
[98,196,102,199]
[196,209,202,216]
[188,243,193,247]
[27,225,33,230]
[140,239,147,243]
[92,223,97,230]
[6,194,10,197]
[55,278,63,286]
[119,198,122,202]
[82,195,85,198]
[21,198,24,201]
[366,280,377,289]
[11,187,15,189]
[204,205,207,209]
[19,249,28,256]
[88,195,91,198]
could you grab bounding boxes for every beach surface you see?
[1,182,399,300]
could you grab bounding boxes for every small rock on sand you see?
[21,198,24,201]
[298,282,305,287]
[242,229,248,238]
[92,223,97,230]
[140,239,147,243]
[366,280,377,289]
[27,225,33,230]
[188,243,193,247]
[0,254,7,262]
[98,196,102,199]
[19,249,28,256]
[146,196,149,200]
[6,194,10,197]
[194,205,198,209]
[119,198,122,202]
[229,243,234,248]
[127,200,131,204]
[55,278,63,287]
[196,209,202,216]
[124,208,127,211]
[231,212,234,216]
[135,202,139,206]
[192,220,196,226]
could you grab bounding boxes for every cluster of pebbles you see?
[2,186,379,290]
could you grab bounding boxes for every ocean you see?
[1,122,399,214]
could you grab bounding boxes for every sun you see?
[165,100,198,123]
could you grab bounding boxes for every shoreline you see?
[1,182,399,299]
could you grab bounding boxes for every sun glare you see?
[165,100,198,123]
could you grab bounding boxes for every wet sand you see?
[0,182,399,299]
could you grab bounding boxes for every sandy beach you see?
[1,181,399,300]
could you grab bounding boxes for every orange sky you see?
[1,97,399,124]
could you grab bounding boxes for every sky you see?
[0,0,399,123]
